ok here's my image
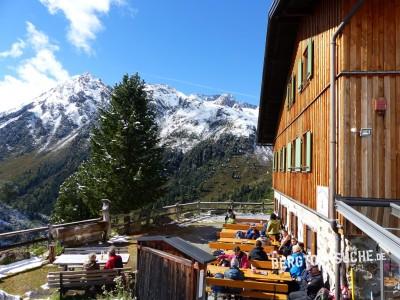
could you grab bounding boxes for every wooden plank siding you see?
[338,0,400,201]
[272,0,400,219]
[272,0,344,210]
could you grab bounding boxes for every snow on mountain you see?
[145,84,259,152]
[0,74,261,158]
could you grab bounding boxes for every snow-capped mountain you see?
[0,73,260,159]
[0,73,110,159]
[145,84,259,152]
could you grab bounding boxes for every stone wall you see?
[275,190,337,289]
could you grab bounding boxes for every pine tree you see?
[52,74,165,221]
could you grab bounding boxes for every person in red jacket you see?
[104,246,123,269]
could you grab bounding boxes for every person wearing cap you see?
[224,258,245,280]
[285,244,306,279]
[104,246,123,269]
[248,240,269,261]
[245,224,260,239]
[84,253,100,271]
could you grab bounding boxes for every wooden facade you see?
[264,0,400,211]
[136,236,214,300]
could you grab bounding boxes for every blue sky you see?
[0,0,271,111]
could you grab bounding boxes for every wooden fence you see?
[111,200,273,234]
[0,199,272,250]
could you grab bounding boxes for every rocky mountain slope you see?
[0,73,272,225]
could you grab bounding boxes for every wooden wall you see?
[273,0,344,209]
[136,246,197,300]
[338,0,400,200]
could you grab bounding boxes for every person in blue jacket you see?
[245,224,260,239]
[285,244,306,279]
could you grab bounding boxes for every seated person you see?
[279,230,292,256]
[84,253,100,270]
[225,209,236,224]
[298,242,308,255]
[288,237,298,254]
[245,224,260,239]
[224,258,245,280]
[285,245,306,279]
[256,236,271,247]
[224,258,245,296]
[289,265,324,300]
[248,240,269,261]
[218,246,250,269]
[262,213,281,240]
[104,246,123,269]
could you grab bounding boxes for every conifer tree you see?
[52,74,165,221]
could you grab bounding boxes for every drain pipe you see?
[330,1,364,299]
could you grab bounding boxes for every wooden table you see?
[218,237,281,247]
[207,265,292,282]
[54,253,130,270]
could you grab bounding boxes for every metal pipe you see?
[330,1,364,299]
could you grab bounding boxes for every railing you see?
[0,218,103,251]
[111,200,273,234]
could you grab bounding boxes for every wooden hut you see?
[136,236,215,300]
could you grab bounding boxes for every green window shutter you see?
[295,137,302,171]
[297,60,303,91]
[286,84,290,109]
[307,40,314,80]
[286,142,292,172]
[305,131,312,172]
[282,147,286,172]
[277,150,280,172]
[291,75,296,104]
[272,151,275,171]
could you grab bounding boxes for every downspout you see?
[329,1,364,300]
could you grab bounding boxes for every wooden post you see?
[230,200,234,211]
[48,243,56,263]
[48,223,53,245]
[102,199,111,239]
[197,200,201,216]
[261,201,265,214]
[124,215,131,235]
[176,203,181,221]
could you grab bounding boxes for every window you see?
[303,225,317,255]
[287,75,296,109]
[286,142,292,172]
[302,131,312,172]
[280,147,286,172]
[306,39,314,80]
[281,206,288,228]
[294,137,302,172]
[298,39,314,93]
[290,212,298,238]
[272,151,276,171]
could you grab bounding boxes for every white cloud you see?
[0,39,26,58]
[0,22,69,112]
[39,0,125,54]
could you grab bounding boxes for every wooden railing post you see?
[262,201,265,214]
[197,200,201,215]
[176,202,181,220]
[102,199,111,240]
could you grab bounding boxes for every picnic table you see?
[53,253,130,270]
[207,265,292,282]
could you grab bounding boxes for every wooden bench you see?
[64,247,129,254]
[236,218,268,224]
[209,241,276,253]
[250,260,278,270]
[223,223,264,230]
[206,277,288,299]
[48,268,133,297]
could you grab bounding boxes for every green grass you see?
[0,264,59,296]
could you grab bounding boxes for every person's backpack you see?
[235,231,245,239]
[314,288,330,300]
